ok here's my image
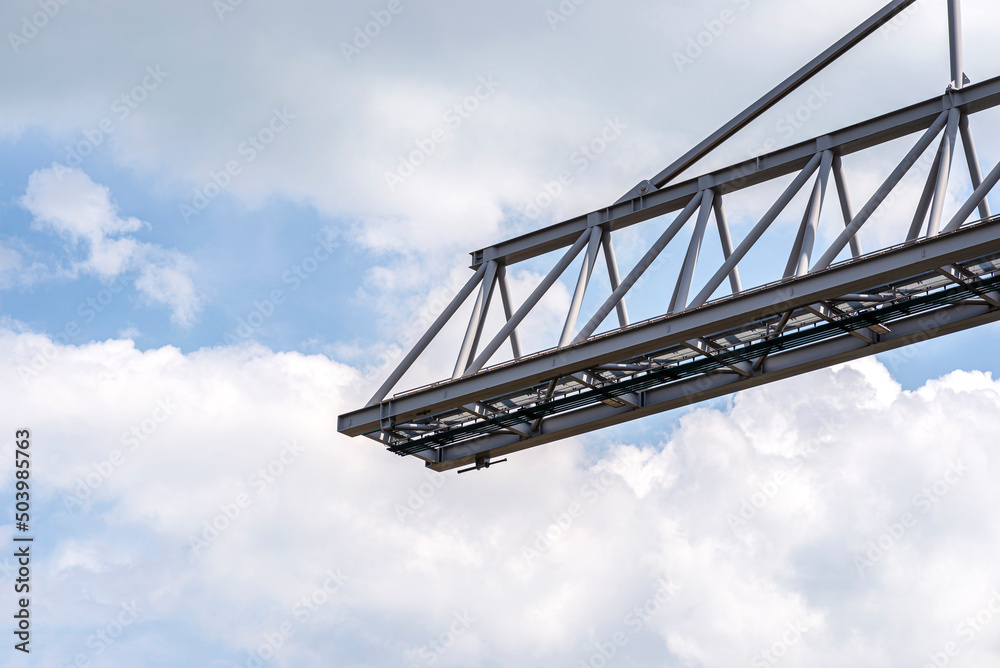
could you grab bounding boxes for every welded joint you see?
[804,302,876,343]
[936,266,1000,308]
[461,402,532,438]
[379,400,395,431]
[683,338,753,377]
[571,371,640,408]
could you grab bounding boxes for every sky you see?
[1,0,1000,666]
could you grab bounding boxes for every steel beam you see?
[670,189,715,313]
[496,264,523,360]
[908,138,946,242]
[689,152,823,309]
[713,195,743,294]
[943,155,1000,233]
[927,109,961,237]
[453,261,498,378]
[339,219,1000,436]
[960,115,993,219]
[424,302,1000,471]
[812,110,950,272]
[625,0,920,195]
[559,227,604,347]
[786,151,834,278]
[948,0,965,90]
[471,76,1000,269]
[832,155,863,258]
[464,230,591,377]
[602,233,630,327]
[573,193,702,343]
[366,263,488,405]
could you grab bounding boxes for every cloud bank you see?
[2,330,1000,667]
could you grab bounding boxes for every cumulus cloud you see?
[3,330,1000,667]
[0,243,25,288]
[19,165,202,326]
[3,2,1000,665]
[4,0,996,291]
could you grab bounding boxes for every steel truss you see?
[339,0,1000,471]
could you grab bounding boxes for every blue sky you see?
[3,0,1000,666]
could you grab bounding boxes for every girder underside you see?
[339,219,1000,470]
[422,299,1000,472]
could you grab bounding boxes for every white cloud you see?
[134,253,201,327]
[3,329,1000,666]
[0,243,24,288]
[21,165,144,263]
[5,0,995,290]
[19,165,202,325]
[3,2,1000,664]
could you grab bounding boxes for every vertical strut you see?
[465,230,592,376]
[948,0,965,89]
[496,264,523,360]
[670,189,715,313]
[572,193,703,344]
[832,155,863,258]
[559,226,604,347]
[959,115,993,219]
[926,108,961,237]
[453,260,498,379]
[785,151,833,278]
[602,233,630,327]
[689,152,824,309]
[907,138,946,242]
[712,195,743,294]
[812,110,950,272]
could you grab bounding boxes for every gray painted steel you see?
[340,219,1000,437]
[341,0,1000,469]
[625,0,921,197]
[471,76,1000,270]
